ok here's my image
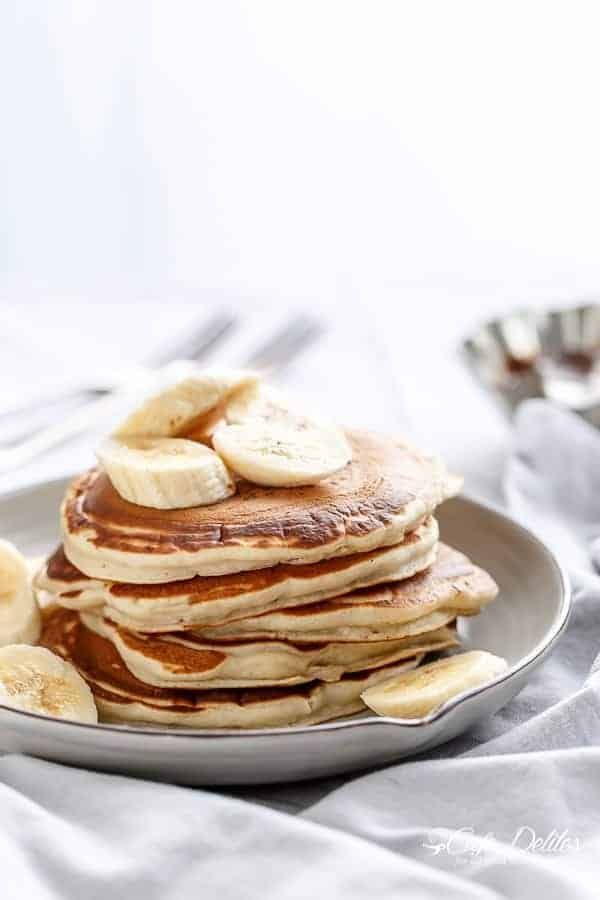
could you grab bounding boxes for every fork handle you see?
[0,387,105,429]
[0,390,131,473]
[0,361,207,473]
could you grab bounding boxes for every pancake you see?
[35,518,438,632]
[40,607,424,728]
[198,544,499,643]
[80,609,458,688]
[61,430,456,583]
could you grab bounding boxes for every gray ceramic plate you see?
[0,477,570,785]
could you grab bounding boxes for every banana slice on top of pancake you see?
[213,385,352,487]
[97,437,236,509]
[0,540,41,647]
[114,369,260,439]
[111,369,350,492]
[0,643,98,723]
[361,650,508,719]
[213,418,352,487]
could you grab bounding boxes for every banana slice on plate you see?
[114,369,260,439]
[97,437,236,508]
[0,540,41,646]
[361,650,508,719]
[0,644,98,723]
[213,385,352,487]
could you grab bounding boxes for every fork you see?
[244,313,323,372]
[0,312,323,473]
[0,310,236,433]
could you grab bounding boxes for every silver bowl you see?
[463,303,600,425]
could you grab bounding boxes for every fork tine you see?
[147,310,238,366]
[244,314,324,373]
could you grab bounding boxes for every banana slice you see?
[361,650,508,719]
[0,540,41,647]
[213,386,352,487]
[0,644,97,723]
[212,415,352,487]
[97,437,236,508]
[223,382,289,424]
[114,369,260,439]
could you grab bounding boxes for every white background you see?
[2,1,600,496]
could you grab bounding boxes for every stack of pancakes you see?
[35,430,498,728]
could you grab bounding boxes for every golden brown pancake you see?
[79,609,458,688]
[198,544,499,642]
[40,607,424,728]
[61,430,456,583]
[35,518,438,632]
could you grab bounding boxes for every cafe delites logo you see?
[421,825,581,865]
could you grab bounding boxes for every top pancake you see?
[61,430,456,583]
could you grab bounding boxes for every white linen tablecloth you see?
[0,306,598,898]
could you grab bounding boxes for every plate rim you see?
[0,476,571,739]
